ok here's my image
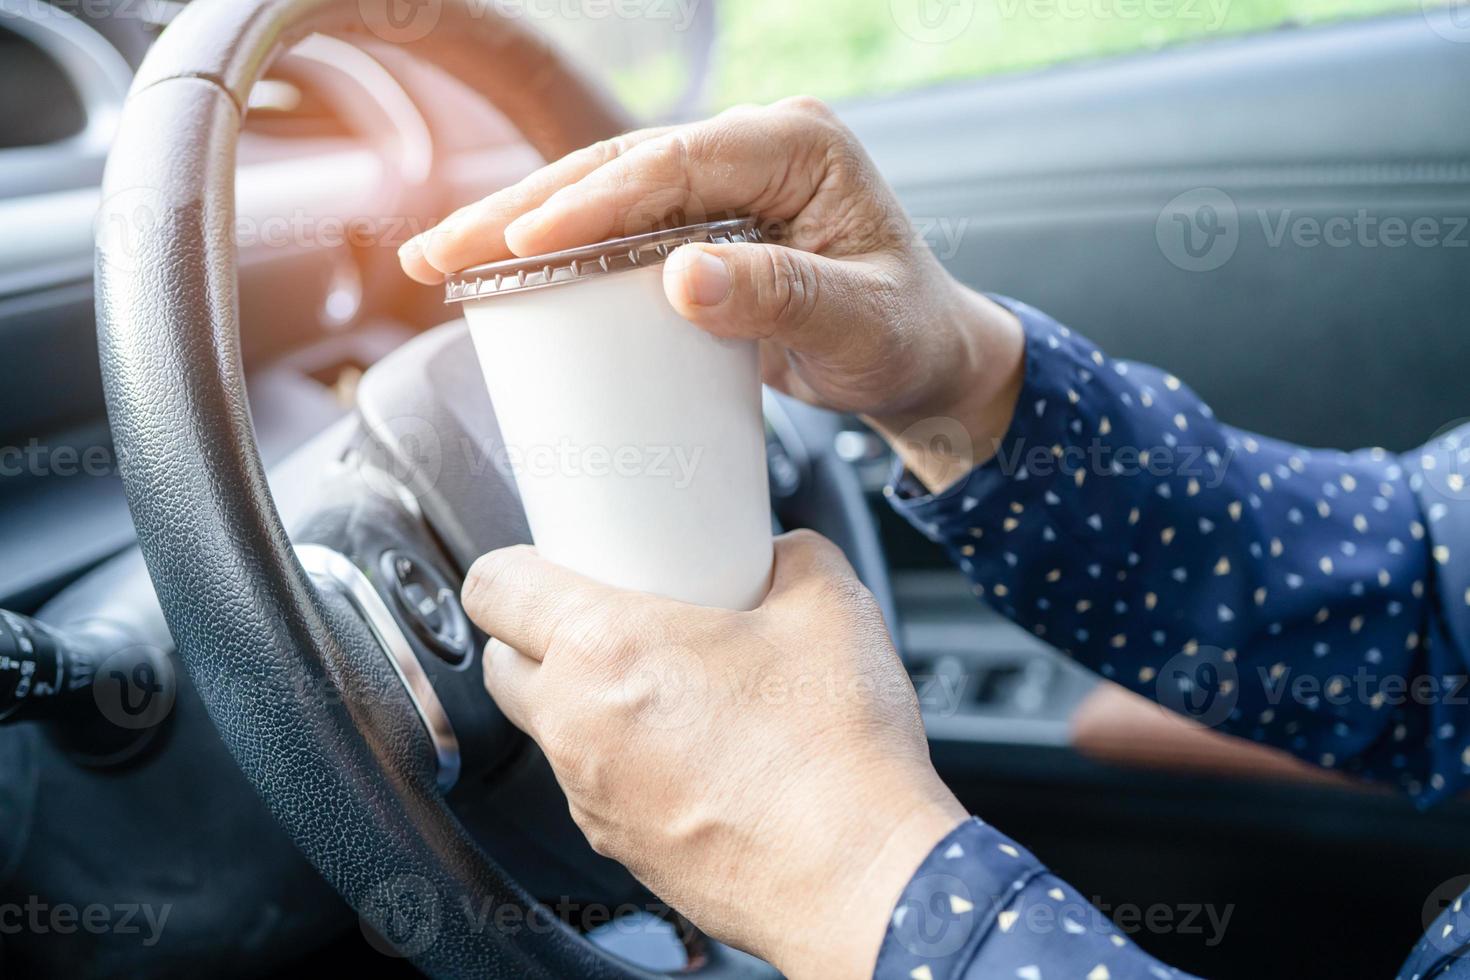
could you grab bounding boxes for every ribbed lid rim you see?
[443,217,762,303]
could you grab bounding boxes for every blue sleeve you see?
[886,297,1470,805]
[876,817,1198,980]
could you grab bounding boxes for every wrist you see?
[769,777,968,980]
[867,287,1025,494]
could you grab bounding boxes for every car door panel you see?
[845,12,1470,452]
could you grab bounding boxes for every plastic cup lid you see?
[442,217,762,304]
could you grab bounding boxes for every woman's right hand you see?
[399,97,1025,491]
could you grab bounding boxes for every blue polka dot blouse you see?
[876,297,1470,980]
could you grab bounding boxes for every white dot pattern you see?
[888,298,1470,804]
[877,818,1193,980]
[877,298,1470,980]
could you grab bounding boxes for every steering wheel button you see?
[381,551,474,667]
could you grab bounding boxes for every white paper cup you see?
[446,219,774,610]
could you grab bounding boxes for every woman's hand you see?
[399,97,1024,491]
[461,530,967,980]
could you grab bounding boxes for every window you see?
[0,24,87,148]
[707,0,1450,107]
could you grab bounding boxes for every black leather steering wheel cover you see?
[95,2,771,976]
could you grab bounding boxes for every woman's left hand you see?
[461,530,966,980]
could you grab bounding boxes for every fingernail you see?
[504,208,545,249]
[398,234,424,261]
[679,247,731,307]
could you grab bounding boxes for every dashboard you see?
[0,0,544,611]
[0,0,1086,762]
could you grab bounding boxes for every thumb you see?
[662,241,884,359]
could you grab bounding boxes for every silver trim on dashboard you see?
[0,148,385,295]
[296,544,462,791]
[291,34,435,185]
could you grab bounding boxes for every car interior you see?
[1,0,1467,977]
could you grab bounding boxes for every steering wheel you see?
[93,1,783,976]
